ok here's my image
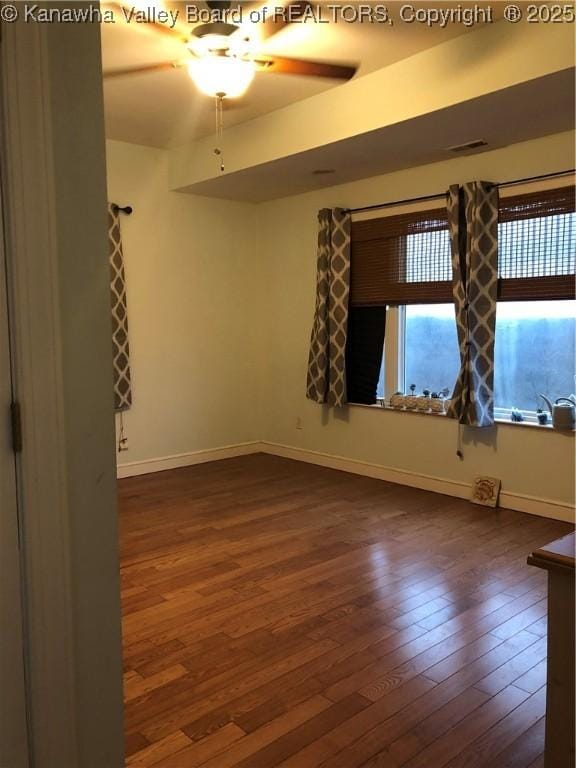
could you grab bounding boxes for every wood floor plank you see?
[322,588,543,703]
[230,693,369,768]
[401,684,531,768]
[153,723,245,768]
[368,685,490,766]
[125,731,192,767]
[124,732,151,761]
[277,675,438,768]
[133,637,338,740]
[119,455,572,768]
[190,695,332,768]
[514,660,547,694]
[124,665,189,703]
[473,716,545,768]
[474,636,547,696]
[289,630,540,768]
[442,686,547,768]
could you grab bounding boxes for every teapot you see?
[539,393,576,430]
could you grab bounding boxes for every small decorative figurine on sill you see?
[417,388,431,411]
[430,391,445,414]
[406,384,418,410]
[536,408,549,425]
[511,408,524,422]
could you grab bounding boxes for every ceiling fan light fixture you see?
[188,28,245,57]
[188,55,255,98]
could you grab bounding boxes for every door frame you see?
[0,128,30,768]
[1,19,79,766]
[1,14,124,767]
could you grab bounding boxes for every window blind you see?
[499,186,575,300]
[350,208,450,306]
[350,185,575,306]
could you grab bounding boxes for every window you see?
[350,185,576,418]
[404,304,459,395]
[494,300,575,413]
[389,300,576,417]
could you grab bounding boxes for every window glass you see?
[376,357,385,399]
[402,301,576,412]
[494,301,575,411]
[404,304,459,395]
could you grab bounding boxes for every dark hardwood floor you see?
[119,454,572,767]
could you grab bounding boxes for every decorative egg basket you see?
[389,393,450,414]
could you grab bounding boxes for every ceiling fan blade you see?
[244,1,310,41]
[104,2,189,41]
[103,61,184,79]
[254,55,356,81]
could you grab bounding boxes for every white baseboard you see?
[497,490,574,523]
[261,442,575,524]
[262,441,470,498]
[117,440,574,523]
[116,441,262,478]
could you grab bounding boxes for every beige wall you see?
[257,131,576,516]
[108,132,575,519]
[106,140,261,468]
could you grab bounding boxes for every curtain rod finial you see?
[112,204,133,215]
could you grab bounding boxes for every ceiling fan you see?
[104,1,358,99]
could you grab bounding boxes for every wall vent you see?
[447,139,488,153]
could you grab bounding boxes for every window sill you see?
[349,402,575,433]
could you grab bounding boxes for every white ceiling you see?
[101,1,500,148]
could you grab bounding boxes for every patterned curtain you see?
[306,208,351,407]
[108,204,132,411]
[446,182,498,427]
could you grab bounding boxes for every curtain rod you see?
[111,203,133,215]
[346,168,575,215]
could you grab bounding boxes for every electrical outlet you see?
[296,417,303,430]
[118,436,129,452]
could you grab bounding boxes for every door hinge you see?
[10,401,22,453]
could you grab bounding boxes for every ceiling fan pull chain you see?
[213,94,225,173]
